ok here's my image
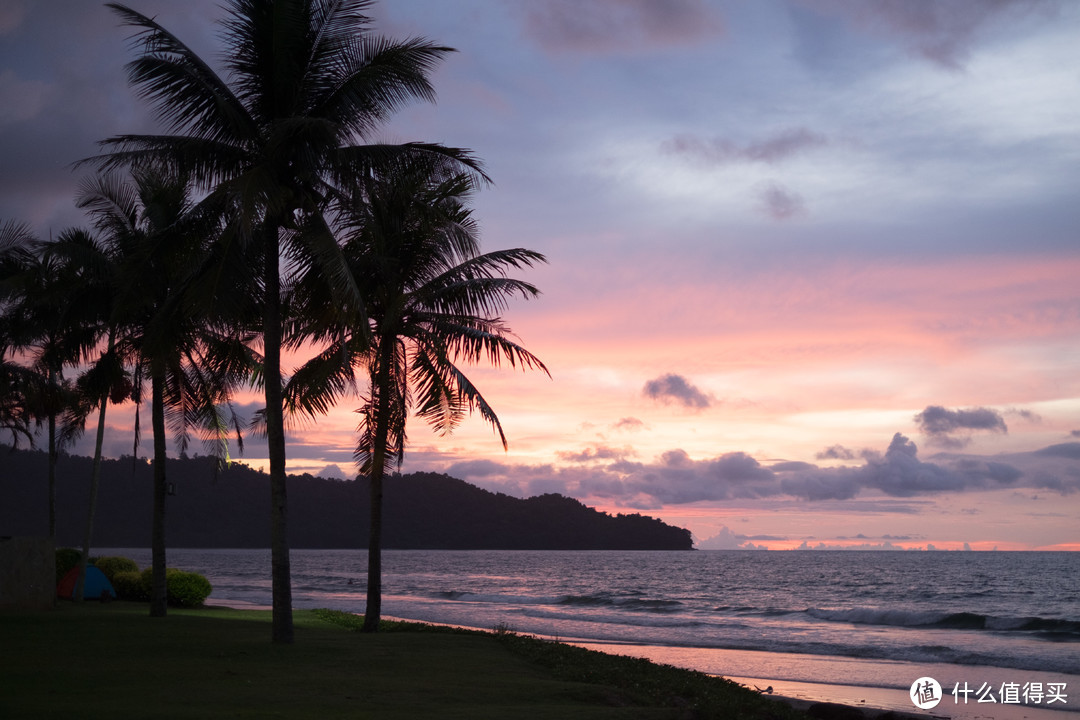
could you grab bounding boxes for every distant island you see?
[0,449,693,551]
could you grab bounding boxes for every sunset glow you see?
[2,1,1078,550]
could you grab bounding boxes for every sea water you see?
[98,549,1079,716]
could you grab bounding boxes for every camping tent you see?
[56,565,116,600]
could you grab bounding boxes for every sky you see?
[1,0,1078,550]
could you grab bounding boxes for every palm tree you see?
[288,157,547,631]
[75,167,254,616]
[89,0,483,642]
[0,222,39,448]
[0,229,99,539]
[38,226,132,602]
[0,358,33,448]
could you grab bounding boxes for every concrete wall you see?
[0,536,55,610]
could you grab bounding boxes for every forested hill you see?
[0,449,693,550]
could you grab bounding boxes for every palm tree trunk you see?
[362,342,395,633]
[361,451,386,632]
[76,335,116,603]
[75,387,110,602]
[149,370,168,617]
[47,369,57,540]
[264,222,293,644]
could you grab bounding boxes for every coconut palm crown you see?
[287,156,548,631]
[88,0,484,642]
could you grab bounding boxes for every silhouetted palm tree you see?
[40,226,132,602]
[288,157,547,631]
[76,167,253,616]
[90,0,482,642]
[0,222,38,448]
[0,227,99,538]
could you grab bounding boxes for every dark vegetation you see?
[1,448,693,550]
[56,549,213,606]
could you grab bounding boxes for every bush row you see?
[55,550,213,607]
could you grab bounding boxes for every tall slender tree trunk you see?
[75,387,110,602]
[361,452,386,632]
[76,336,116,602]
[362,341,394,633]
[149,369,168,617]
[47,368,57,540]
[264,222,293,644]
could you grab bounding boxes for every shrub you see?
[166,570,212,607]
[92,556,139,583]
[112,570,148,601]
[55,548,82,584]
[138,566,212,607]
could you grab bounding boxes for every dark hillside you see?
[0,448,692,550]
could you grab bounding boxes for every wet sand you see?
[571,642,1078,720]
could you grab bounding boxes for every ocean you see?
[98,548,1079,718]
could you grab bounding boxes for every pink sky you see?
[2,1,1078,549]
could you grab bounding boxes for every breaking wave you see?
[804,607,1080,639]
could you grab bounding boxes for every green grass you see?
[0,602,807,719]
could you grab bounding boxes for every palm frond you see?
[319,35,452,138]
[284,335,362,420]
[106,3,253,143]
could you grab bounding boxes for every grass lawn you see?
[0,602,808,719]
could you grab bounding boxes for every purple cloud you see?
[434,433,1080,510]
[612,417,646,432]
[557,445,635,463]
[519,0,723,54]
[643,373,713,409]
[816,444,857,461]
[663,128,829,166]
[795,0,1057,69]
[759,182,806,220]
[914,405,1008,447]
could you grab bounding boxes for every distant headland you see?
[0,449,693,551]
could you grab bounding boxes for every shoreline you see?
[206,599,1075,719]
[569,642,1079,720]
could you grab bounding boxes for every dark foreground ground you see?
[0,602,799,719]
[1,602,918,719]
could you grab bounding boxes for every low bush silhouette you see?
[166,570,212,607]
[112,570,147,601]
[91,556,139,583]
[138,566,212,607]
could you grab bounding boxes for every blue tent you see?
[57,565,116,600]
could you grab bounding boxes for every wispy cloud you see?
[758,181,807,220]
[612,417,646,432]
[662,128,829,166]
[519,0,723,54]
[795,0,1057,69]
[556,444,635,463]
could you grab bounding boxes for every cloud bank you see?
[446,434,1080,510]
